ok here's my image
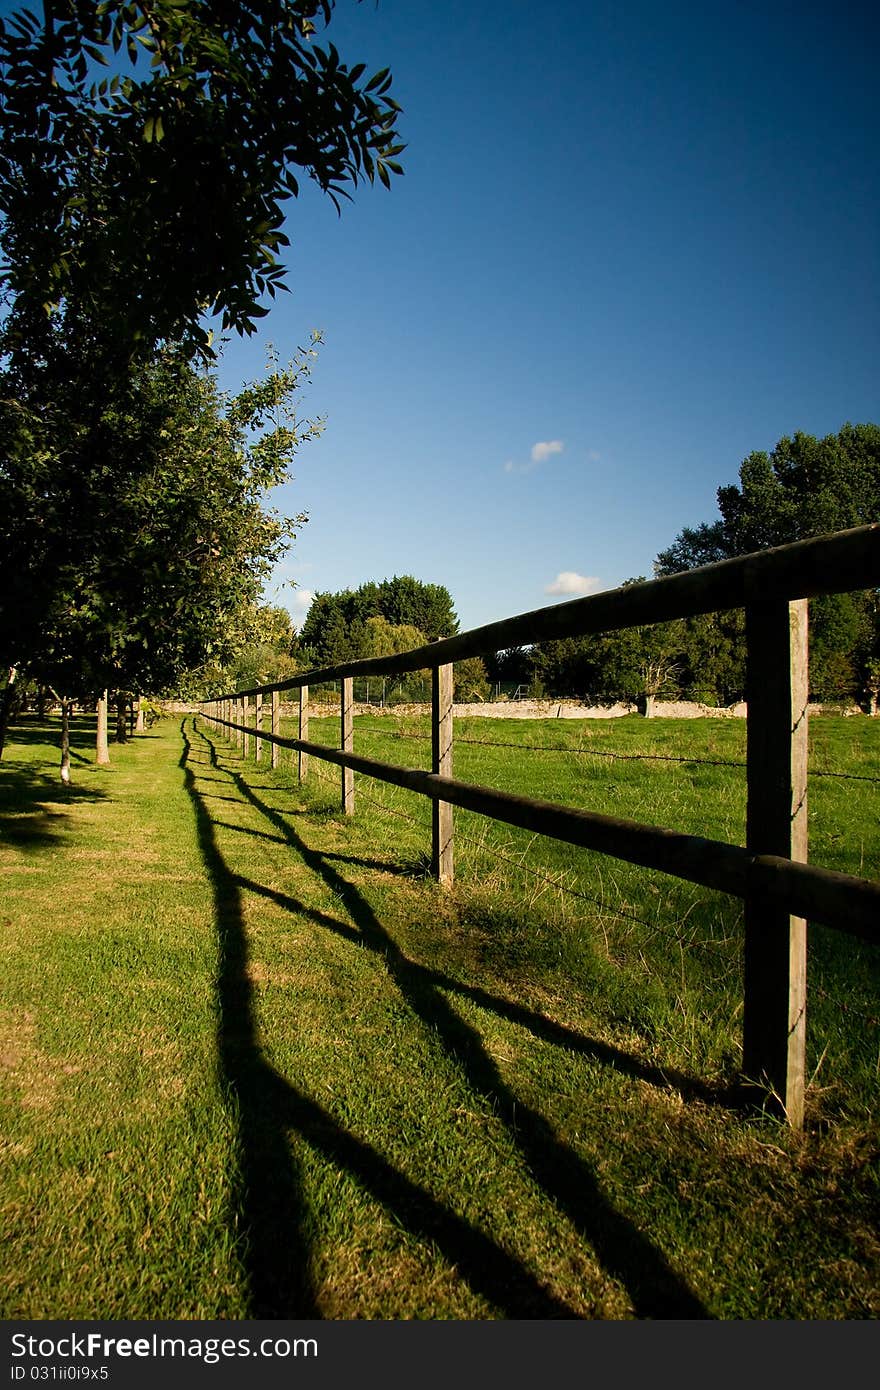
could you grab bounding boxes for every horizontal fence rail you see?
[200,524,880,1128]
[205,718,880,945]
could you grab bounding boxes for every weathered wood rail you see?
[200,524,880,1127]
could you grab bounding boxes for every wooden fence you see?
[199,524,880,1129]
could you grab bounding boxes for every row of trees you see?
[1,345,320,748]
[0,2,404,762]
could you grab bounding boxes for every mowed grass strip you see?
[1,710,878,1318]
[0,716,245,1318]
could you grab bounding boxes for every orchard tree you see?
[0,0,404,365]
[0,342,322,760]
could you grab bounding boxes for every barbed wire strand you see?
[353,727,879,780]
[811,981,880,1029]
[282,747,874,1014]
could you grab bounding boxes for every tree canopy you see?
[654,425,880,702]
[0,3,403,755]
[0,0,404,363]
[297,575,459,666]
[655,425,880,575]
[0,342,322,713]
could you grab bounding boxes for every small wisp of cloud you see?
[531,439,564,464]
[504,439,565,474]
[545,571,601,597]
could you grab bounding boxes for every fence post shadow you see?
[179,721,317,1318]
[211,726,710,1319]
[182,720,583,1319]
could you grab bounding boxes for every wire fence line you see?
[212,719,877,1047]
[289,752,879,1031]
[204,525,880,1128]
[348,726,879,781]
[811,981,880,1030]
[291,740,742,957]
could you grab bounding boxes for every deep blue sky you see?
[215,0,877,632]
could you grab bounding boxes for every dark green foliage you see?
[297,575,459,667]
[0,3,401,735]
[0,1,404,361]
[656,426,880,572]
[655,425,880,703]
[0,345,320,703]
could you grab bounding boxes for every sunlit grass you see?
[1,710,878,1319]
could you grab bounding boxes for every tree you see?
[655,425,880,703]
[0,1,404,364]
[362,616,426,658]
[0,3,400,759]
[0,343,321,758]
[199,604,301,695]
[374,576,459,641]
[453,657,490,702]
[297,576,459,667]
[657,426,880,573]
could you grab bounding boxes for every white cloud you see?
[503,439,565,474]
[531,439,564,464]
[544,571,601,597]
[288,587,315,624]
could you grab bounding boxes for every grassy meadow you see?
[1,708,878,1319]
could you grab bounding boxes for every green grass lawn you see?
[1,709,878,1319]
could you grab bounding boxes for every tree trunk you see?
[0,667,17,759]
[60,700,72,786]
[114,693,128,743]
[96,692,111,765]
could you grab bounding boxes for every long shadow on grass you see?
[206,727,710,1317]
[3,714,95,751]
[184,721,574,1318]
[179,722,318,1318]
[0,762,108,854]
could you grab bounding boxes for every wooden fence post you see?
[96,691,110,765]
[341,677,354,815]
[298,685,309,783]
[242,695,250,759]
[255,692,262,762]
[238,697,245,756]
[271,690,280,770]
[432,663,454,885]
[743,598,808,1128]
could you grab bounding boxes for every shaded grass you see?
[1,712,878,1318]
